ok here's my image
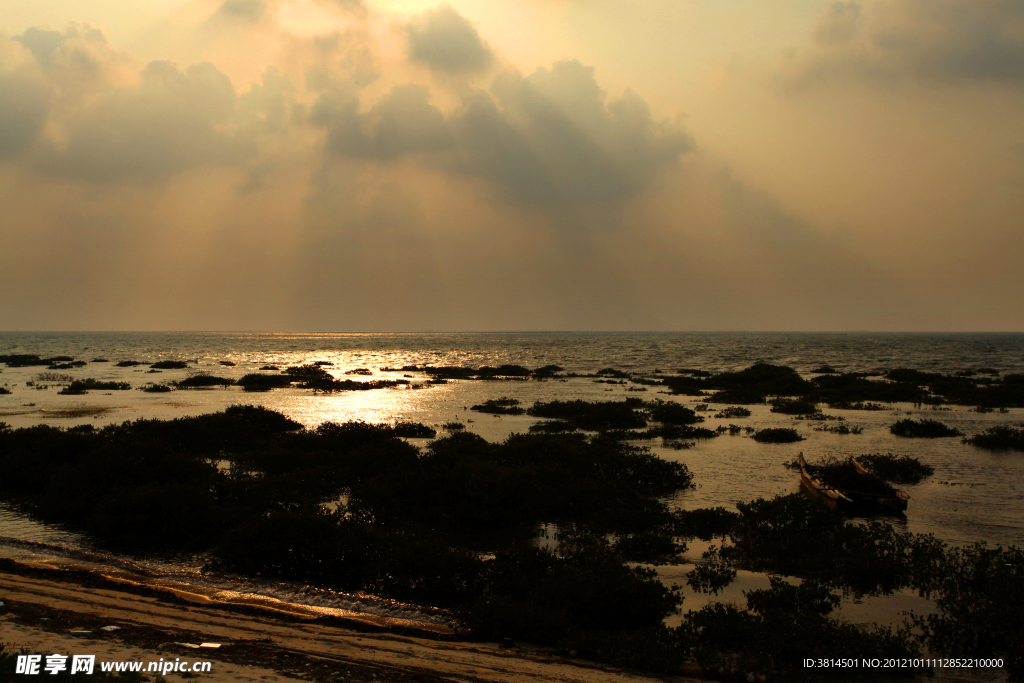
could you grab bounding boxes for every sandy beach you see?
[0,560,699,683]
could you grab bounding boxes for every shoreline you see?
[1,559,697,683]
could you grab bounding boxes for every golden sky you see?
[2,0,1022,331]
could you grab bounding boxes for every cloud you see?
[313,83,454,160]
[454,60,692,209]
[0,40,49,159]
[786,0,1024,87]
[38,60,254,182]
[315,0,365,14]
[211,0,270,24]
[815,2,861,45]
[404,5,495,75]
[312,59,691,216]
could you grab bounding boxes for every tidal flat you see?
[1,331,1023,681]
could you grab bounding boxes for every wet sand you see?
[0,560,699,683]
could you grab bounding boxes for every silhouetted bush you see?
[471,398,525,415]
[527,399,647,431]
[714,406,751,418]
[176,373,235,388]
[233,373,293,389]
[392,422,437,438]
[150,360,189,369]
[671,507,741,540]
[857,453,934,484]
[963,425,1024,451]
[58,379,130,394]
[911,544,1024,680]
[889,418,963,438]
[751,428,804,443]
[680,577,917,681]
[645,400,702,425]
[770,398,818,415]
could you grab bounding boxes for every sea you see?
[1,331,1023,635]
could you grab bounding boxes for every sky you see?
[1,0,1022,331]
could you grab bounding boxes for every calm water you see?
[1,331,1022,634]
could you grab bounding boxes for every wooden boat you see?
[797,452,909,514]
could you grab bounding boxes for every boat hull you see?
[797,452,909,515]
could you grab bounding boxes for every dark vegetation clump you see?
[751,428,804,443]
[963,425,1024,451]
[659,375,706,396]
[443,422,465,431]
[680,577,918,682]
[527,398,647,431]
[533,364,564,378]
[219,360,236,367]
[811,365,837,374]
[141,384,172,393]
[1,354,48,367]
[770,398,818,415]
[671,507,741,540]
[809,373,928,406]
[233,373,293,390]
[0,387,10,395]
[707,494,946,595]
[91,358,109,362]
[827,401,889,411]
[645,400,702,425]
[48,361,87,369]
[889,418,963,438]
[857,453,934,484]
[612,530,686,565]
[259,365,279,371]
[713,406,751,418]
[58,379,131,394]
[0,405,302,547]
[2,354,87,368]
[685,563,737,595]
[175,373,235,388]
[812,423,863,435]
[910,544,1024,680]
[0,406,692,549]
[654,424,719,440]
[314,378,405,393]
[704,363,812,404]
[279,365,405,392]
[351,431,694,534]
[391,422,437,438]
[470,398,525,415]
[115,360,144,367]
[424,365,532,380]
[150,360,189,369]
[346,368,373,375]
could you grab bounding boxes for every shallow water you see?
[1,331,1022,633]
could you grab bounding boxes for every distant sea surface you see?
[2,331,1023,630]
[3,331,1024,376]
